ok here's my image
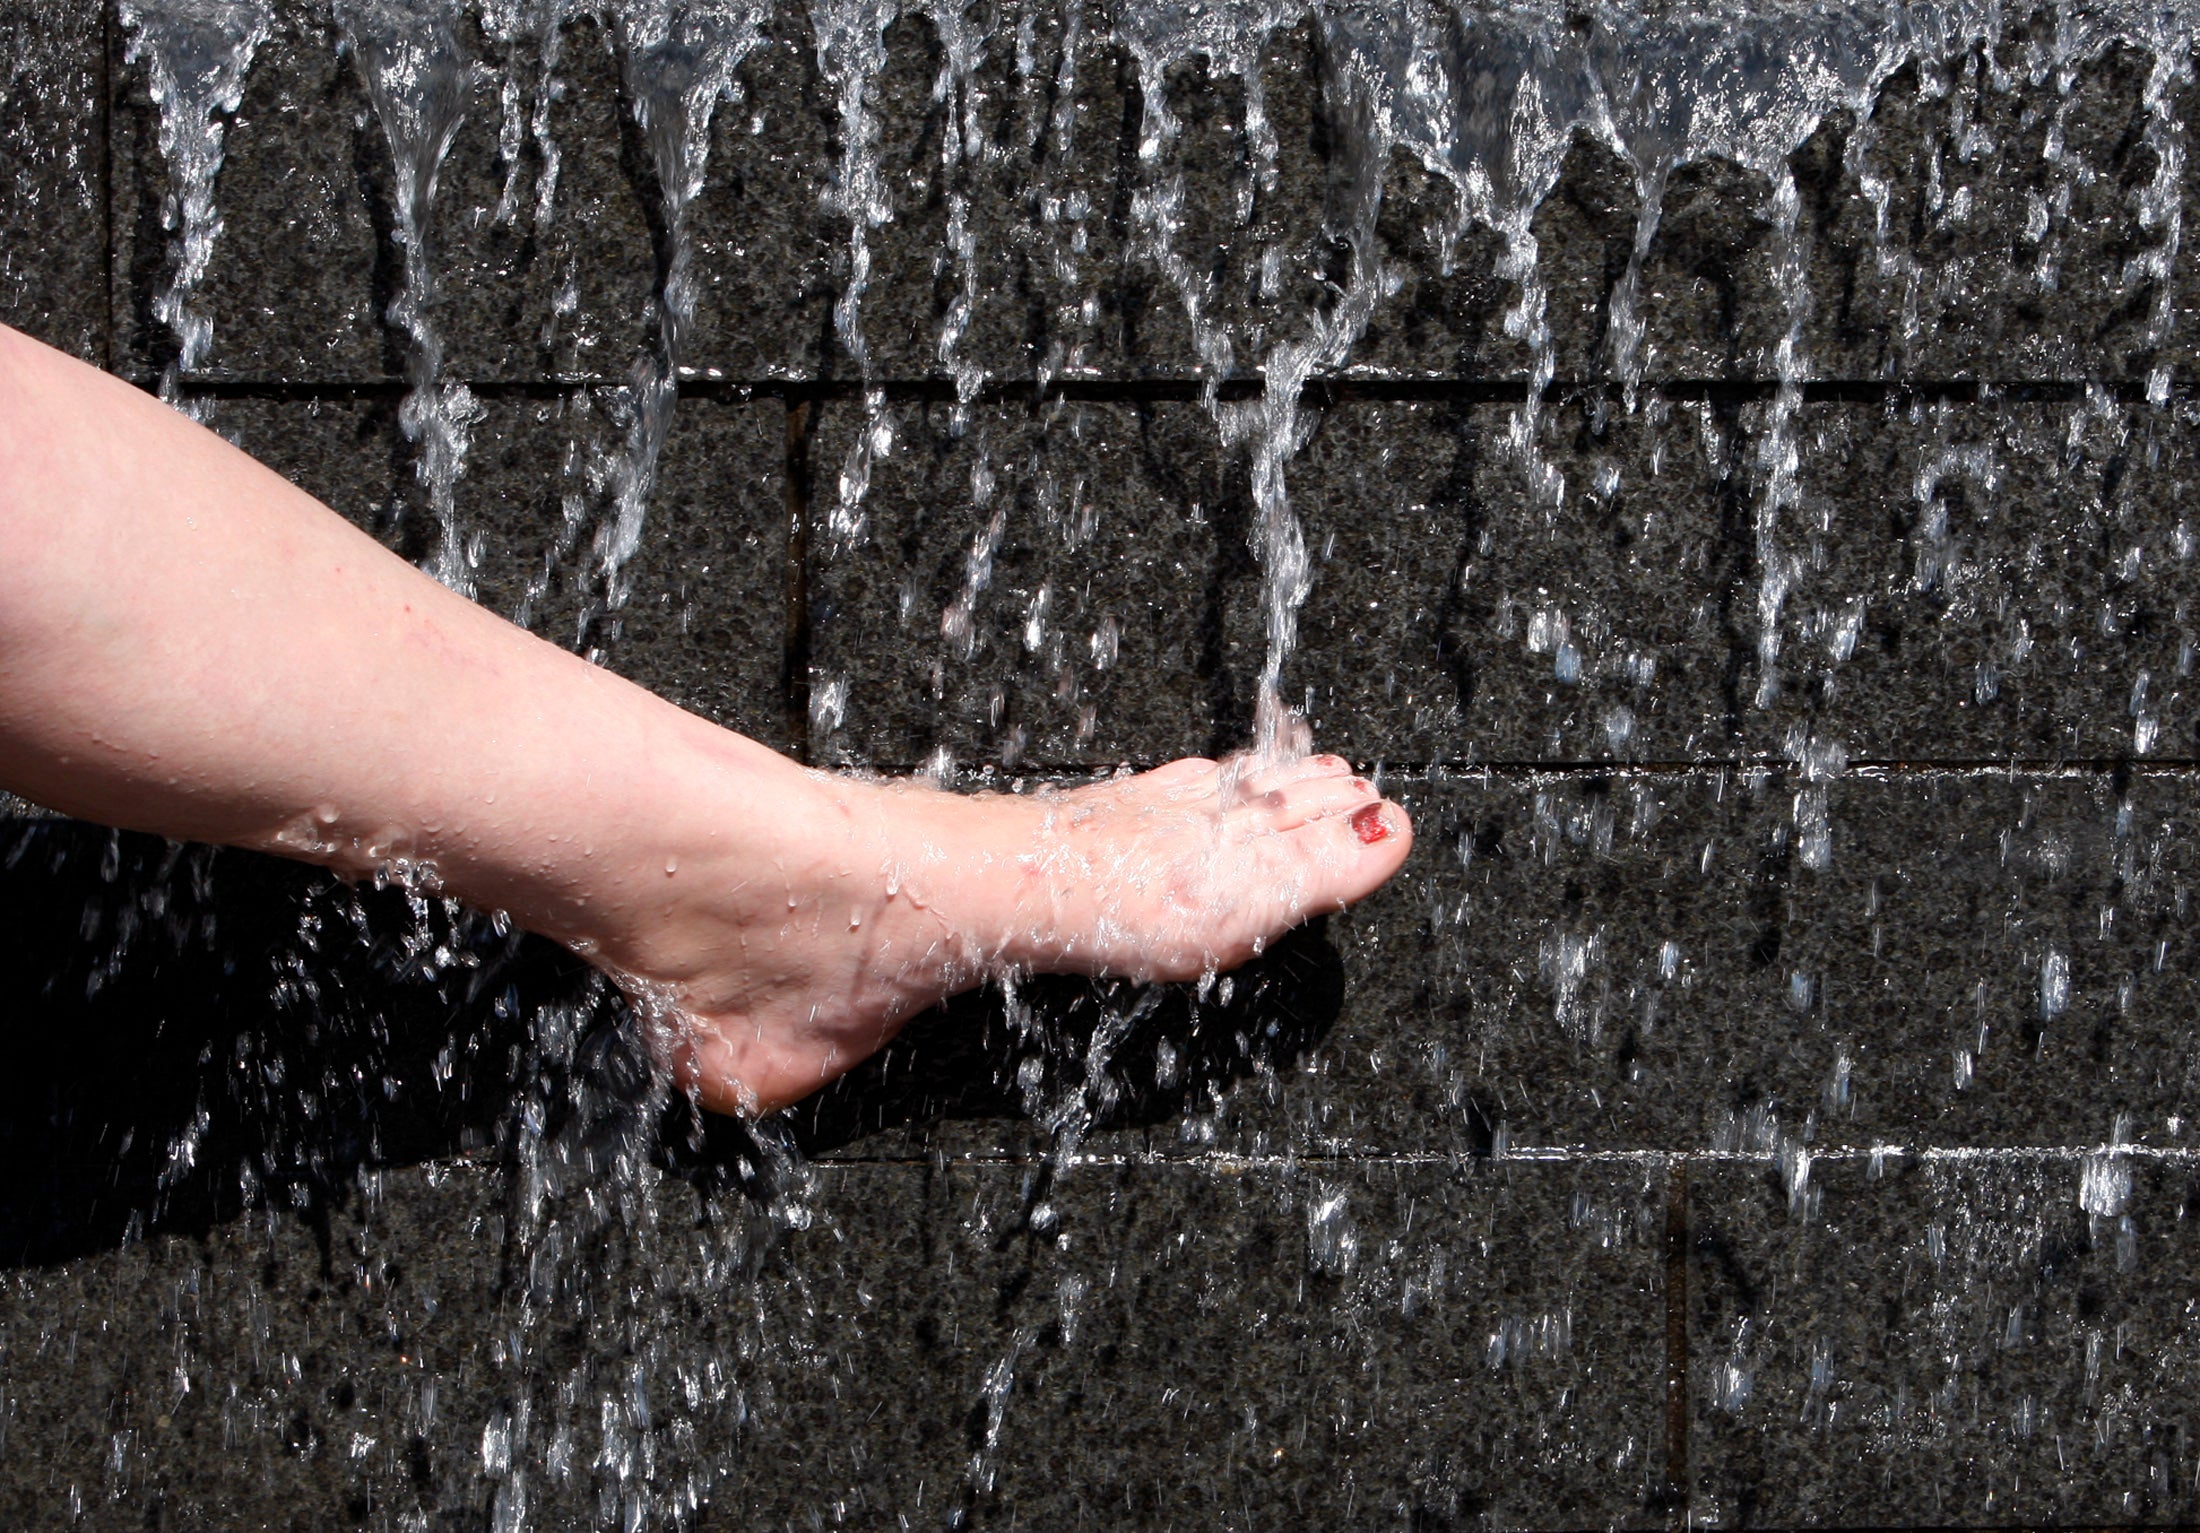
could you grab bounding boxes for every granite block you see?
[1269,394,2200,767]
[215,390,794,749]
[1770,395,2200,761]
[842,766,2200,1162]
[0,0,105,364]
[113,0,385,383]
[676,0,837,382]
[994,1157,1671,1530]
[1275,768,2200,1158]
[806,394,1243,768]
[1331,17,2198,387]
[0,1161,512,1530]
[112,1,828,386]
[1794,37,2189,385]
[1273,395,1746,766]
[1690,1153,2200,1525]
[825,4,1338,385]
[0,1149,1668,1530]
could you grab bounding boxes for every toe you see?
[1304,797,1413,906]
[1234,752,1358,802]
[1245,771,1381,831]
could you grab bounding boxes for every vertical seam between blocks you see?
[1664,1156,1691,1526]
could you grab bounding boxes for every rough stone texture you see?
[0,0,106,364]
[1282,394,2200,765]
[19,2,2200,1528]
[1690,1154,2200,1525]
[807,394,1242,767]
[110,1,830,386]
[0,1144,1670,1530]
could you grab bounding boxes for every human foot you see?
[601,752,1412,1115]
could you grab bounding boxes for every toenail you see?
[1350,804,1389,844]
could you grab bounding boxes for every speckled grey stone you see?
[0,1,105,364]
[1279,768,2200,1157]
[1690,1153,2200,1525]
[110,1,829,386]
[806,393,1242,767]
[991,1157,1671,1530]
[0,1148,1668,1531]
[1265,394,2200,766]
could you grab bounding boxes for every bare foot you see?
[596,752,1412,1115]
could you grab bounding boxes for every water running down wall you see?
[8,0,2200,1525]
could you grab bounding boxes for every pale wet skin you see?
[607,752,1412,1116]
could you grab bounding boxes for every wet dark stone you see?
[806,394,1249,768]
[109,0,826,386]
[1259,393,2200,766]
[1690,1154,2200,1523]
[21,1,2200,1526]
[0,0,106,364]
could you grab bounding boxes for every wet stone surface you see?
[21,0,2200,1527]
[0,1152,1668,1532]
[1690,1153,2200,1525]
[807,394,1246,768]
[0,0,105,365]
[110,0,832,386]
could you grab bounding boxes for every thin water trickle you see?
[338,0,485,597]
[593,1,769,623]
[119,0,275,410]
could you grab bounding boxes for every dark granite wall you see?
[7,0,2200,1527]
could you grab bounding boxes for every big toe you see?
[1303,796,1413,906]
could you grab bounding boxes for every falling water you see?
[338,0,483,596]
[594,1,768,619]
[59,0,2200,1520]
[119,0,275,410]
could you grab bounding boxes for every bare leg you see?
[0,325,1412,1114]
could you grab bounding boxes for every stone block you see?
[0,1149,1668,1530]
[0,0,105,364]
[1330,14,2198,387]
[0,1162,512,1529]
[1283,768,2200,1157]
[217,390,794,750]
[1771,395,2200,762]
[112,1,828,387]
[1273,395,1743,765]
[1689,1153,2200,1524]
[1267,393,2200,766]
[806,394,1240,768]
[993,1157,1672,1529]
[781,766,2200,1163]
[822,3,1342,385]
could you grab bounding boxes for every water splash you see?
[119,0,275,410]
[338,0,484,596]
[593,0,770,622]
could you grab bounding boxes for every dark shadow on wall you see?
[0,818,1347,1268]
[767,920,1346,1158]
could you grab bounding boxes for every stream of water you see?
[48,0,2200,1521]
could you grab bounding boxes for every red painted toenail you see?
[1351,804,1389,844]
